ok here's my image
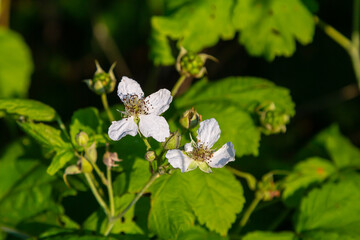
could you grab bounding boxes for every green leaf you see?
[295,179,360,238]
[47,149,76,175]
[149,168,244,238]
[0,99,56,121]
[0,141,58,225]
[282,157,336,203]
[233,0,315,61]
[150,0,235,65]
[40,234,147,240]
[17,122,70,151]
[298,125,360,169]
[177,226,227,240]
[0,28,33,98]
[242,231,296,240]
[176,77,295,157]
[70,107,106,148]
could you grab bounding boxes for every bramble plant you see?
[1,0,360,240]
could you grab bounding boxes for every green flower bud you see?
[78,156,93,173]
[75,131,89,147]
[256,102,290,135]
[145,151,156,162]
[179,108,202,129]
[162,130,181,150]
[176,47,217,78]
[85,60,117,95]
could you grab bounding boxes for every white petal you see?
[117,76,144,101]
[144,89,172,115]
[166,150,194,172]
[139,115,170,142]
[207,142,235,168]
[184,143,193,153]
[108,117,138,141]
[197,118,221,148]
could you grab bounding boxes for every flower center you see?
[122,94,148,116]
[190,144,213,162]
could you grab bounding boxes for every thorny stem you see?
[101,93,115,122]
[315,8,360,88]
[85,173,110,215]
[226,166,257,190]
[105,172,160,236]
[171,75,187,97]
[239,194,263,230]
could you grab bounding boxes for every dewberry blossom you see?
[166,118,235,173]
[108,77,172,142]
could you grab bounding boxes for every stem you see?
[113,173,159,220]
[239,194,262,228]
[107,168,115,216]
[88,159,108,186]
[315,14,360,88]
[56,115,71,140]
[138,131,152,151]
[1,226,30,239]
[85,173,110,215]
[101,93,115,122]
[226,166,257,191]
[0,0,11,28]
[105,173,160,236]
[171,75,187,97]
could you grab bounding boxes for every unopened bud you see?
[256,102,290,135]
[179,108,202,129]
[162,130,181,150]
[145,151,156,162]
[103,151,121,168]
[85,60,117,95]
[78,156,93,173]
[176,47,217,78]
[75,131,89,147]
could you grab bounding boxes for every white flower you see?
[166,118,235,173]
[108,77,172,142]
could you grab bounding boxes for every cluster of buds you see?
[257,173,281,201]
[256,102,290,135]
[85,60,116,95]
[176,47,217,78]
[179,108,202,129]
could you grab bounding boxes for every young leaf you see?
[0,29,33,98]
[242,231,296,240]
[282,157,336,204]
[295,178,360,238]
[233,0,315,61]
[175,77,295,157]
[0,99,56,121]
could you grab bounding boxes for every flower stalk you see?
[84,173,110,215]
[171,75,187,97]
[101,93,115,122]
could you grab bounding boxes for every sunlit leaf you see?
[0,28,33,98]
[0,99,56,121]
[176,226,227,240]
[233,0,315,60]
[242,231,296,240]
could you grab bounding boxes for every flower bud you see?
[145,151,156,162]
[103,151,121,168]
[256,102,290,135]
[85,60,117,95]
[162,130,181,150]
[176,47,217,78]
[179,108,202,129]
[75,131,89,147]
[85,142,97,163]
[78,156,93,173]
[257,174,281,201]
